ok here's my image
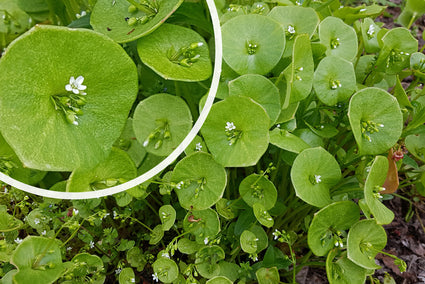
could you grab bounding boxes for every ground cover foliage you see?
[0,0,425,283]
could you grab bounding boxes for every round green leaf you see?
[308,201,360,256]
[291,147,341,207]
[69,253,105,284]
[256,267,280,284]
[215,198,238,220]
[253,203,274,228]
[149,224,164,245]
[348,87,403,155]
[66,148,137,192]
[250,225,268,253]
[222,14,285,75]
[313,56,357,106]
[240,230,258,254]
[405,134,425,162]
[172,152,227,210]
[177,238,203,255]
[229,74,281,125]
[133,93,192,156]
[361,18,381,53]
[137,24,212,82]
[17,0,48,13]
[11,236,64,284]
[195,246,225,279]
[201,96,270,167]
[347,220,387,269]
[0,25,138,171]
[0,205,22,232]
[152,257,179,283]
[183,208,220,244]
[207,276,233,284]
[269,128,310,154]
[326,250,368,284]
[159,205,176,231]
[239,174,277,210]
[319,16,358,62]
[364,156,394,225]
[217,261,240,282]
[118,267,135,284]
[410,52,425,80]
[0,0,31,39]
[91,0,183,43]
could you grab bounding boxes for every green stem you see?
[406,12,417,30]
[127,216,154,232]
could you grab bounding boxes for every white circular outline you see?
[0,0,222,199]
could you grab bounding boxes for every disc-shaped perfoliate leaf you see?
[250,225,268,253]
[269,128,310,154]
[118,267,135,284]
[313,56,356,106]
[308,201,360,256]
[137,24,212,82]
[207,276,233,284]
[291,147,341,207]
[215,198,238,220]
[364,156,394,225]
[0,0,31,37]
[0,25,138,171]
[228,74,281,125]
[410,52,425,80]
[195,246,225,279]
[347,219,387,269]
[17,0,48,13]
[319,16,358,62]
[159,205,176,231]
[201,96,270,167]
[405,134,425,162]
[239,174,277,210]
[91,0,183,43]
[253,203,274,228]
[172,152,226,210]
[152,258,179,283]
[376,27,418,74]
[11,236,65,284]
[256,267,280,284]
[222,14,285,75]
[361,18,381,53]
[66,148,136,192]
[348,88,403,155]
[240,230,259,254]
[69,253,105,284]
[284,34,315,104]
[133,93,192,156]
[268,6,319,41]
[149,225,164,245]
[183,209,220,244]
[326,250,368,284]
[177,238,204,255]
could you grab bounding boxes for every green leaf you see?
[256,267,280,284]
[177,238,204,255]
[118,267,135,284]
[217,261,240,282]
[17,0,48,13]
[250,225,268,253]
[347,220,387,269]
[240,230,258,254]
[137,24,212,82]
[239,174,277,210]
[114,118,146,167]
[269,128,310,153]
[0,205,23,232]
[68,253,105,284]
[149,225,164,245]
[222,14,285,75]
[11,236,65,284]
[206,276,233,284]
[319,16,358,62]
[215,198,238,220]
[172,152,227,210]
[152,257,179,283]
[0,25,138,171]
[183,208,220,244]
[133,93,192,156]
[405,134,425,162]
[229,74,281,125]
[361,18,381,53]
[291,147,341,208]
[326,249,368,284]
[348,88,403,155]
[195,246,225,279]
[253,203,274,228]
[91,0,183,43]
[308,201,360,256]
[159,205,176,231]
[201,96,270,167]
[364,156,394,225]
[313,56,357,106]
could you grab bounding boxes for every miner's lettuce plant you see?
[0,0,425,283]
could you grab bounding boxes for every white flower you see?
[130,278,135,283]
[367,24,375,37]
[359,8,366,12]
[176,181,184,189]
[314,175,322,184]
[14,237,23,244]
[34,218,40,225]
[379,124,384,128]
[195,142,202,151]
[65,76,87,95]
[73,208,79,215]
[161,252,170,258]
[113,211,118,218]
[89,240,95,248]
[204,237,209,245]
[41,230,47,236]
[76,11,87,18]
[225,122,236,131]
[67,246,72,251]
[152,272,159,282]
[273,229,279,240]
[115,268,122,275]
[287,25,296,34]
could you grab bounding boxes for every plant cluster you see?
[1,0,425,283]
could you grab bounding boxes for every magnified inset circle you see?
[0,0,222,199]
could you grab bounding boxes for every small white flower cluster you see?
[152,272,159,282]
[314,175,322,184]
[367,24,375,37]
[225,121,236,131]
[195,142,202,151]
[287,25,296,34]
[65,76,87,95]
